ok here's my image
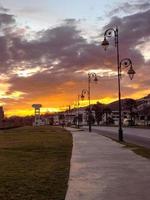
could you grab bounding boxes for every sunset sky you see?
[0,0,150,116]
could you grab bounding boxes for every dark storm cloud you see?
[1,17,106,75]
[0,11,16,72]
[101,8,150,98]
[0,5,149,103]
[103,9,150,66]
[7,66,88,97]
[0,13,15,26]
[8,71,68,95]
[0,6,9,13]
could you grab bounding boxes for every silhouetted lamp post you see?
[77,94,80,128]
[81,89,90,132]
[81,72,98,132]
[102,27,136,142]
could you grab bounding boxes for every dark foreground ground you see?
[0,126,72,200]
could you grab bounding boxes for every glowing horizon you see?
[4,91,150,117]
[0,1,149,117]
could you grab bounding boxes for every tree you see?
[124,99,137,126]
[102,106,112,125]
[58,114,65,125]
[92,102,103,125]
[142,105,150,126]
[85,106,95,125]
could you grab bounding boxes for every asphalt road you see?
[83,126,150,149]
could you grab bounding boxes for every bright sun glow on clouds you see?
[75,69,118,77]
[135,40,150,61]
[14,66,46,77]
[0,91,26,100]
[0,81,26,101]
[7,91,26,100]
[0,83,11,96]
[87,69,118,77]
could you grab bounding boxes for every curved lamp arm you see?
[81,89,89,100]
[88,72,98,82]
[119,58,136,80]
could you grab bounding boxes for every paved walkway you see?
[65,128,150,200]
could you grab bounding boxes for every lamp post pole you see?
[115,28,123,142]
[77,94,80,128]
[88,72,98,132]
[102,27,136,142]
[81,89,91,132]
[81,73,98,132]
[88,78,91,132]
[88,74,91,132]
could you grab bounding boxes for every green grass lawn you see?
[0,126,73,200]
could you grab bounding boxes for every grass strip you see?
[102,135,150,159]
[122,142,150,159]
[0,126,72,200]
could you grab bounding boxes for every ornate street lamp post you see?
[102,27,136,142]
[77,94,80,128]
[81,89,91,132]
[81,72,98,132]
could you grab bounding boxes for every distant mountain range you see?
[138,94,150,100]
[92,94,150,111]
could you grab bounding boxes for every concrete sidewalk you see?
[65,128,150,200]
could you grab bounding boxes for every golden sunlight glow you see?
[4,91,149,117]
[0,83,11,96]
[100,97,118,104]
[0,84,25,101]
[8,91,26,99]
[74,97,117,108]
[1,91,26,100]
[6,107,63,117]
[127,89,150,100]
[40,107,62,113]
[6,109,33,117]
